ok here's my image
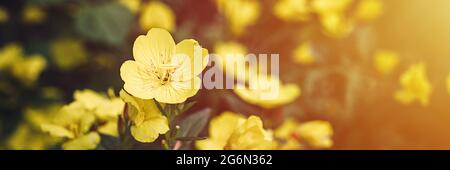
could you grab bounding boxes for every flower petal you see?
[41,124,74,139]
[120,60,159,99]
[133,28,176,67]
[62,132,101,150]
[153,77,201,104]
[173,39,209,81]
[131,115,169,143]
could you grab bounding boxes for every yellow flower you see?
[41,89,123,149]
[293,42,316,65]
[395,63,432,106]
[50,38,87,71]
[74,89,125,137]
[312,0,353,15]
[213,41,249,81]
[120,90,169,143]
[196,112,276,150]
[140,1,176,32]
[7,106,61,150]
[275,119,333,149]
[447,74,450,95]
[373,50,399,75]
[120,28,209,104]
[216,0,260,35]
[41,102,100,150]
[355,0,383,22]
[11,54,47,86]
[234,74,301,109]
[118,0,141,13]
[274,118,303,150]
[319,13,354,38]
[0,44,23,71]
[273,0,310,22]
[0,6,9,23]
[7,123,56,150]
[296,120,333,148]
[0,44,47,85]
[22,4,46,24]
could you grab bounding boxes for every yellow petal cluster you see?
[50,38,87,71]
[140,1,176,32]
[234,74,301,109]
[120,90,169,143]
[293,42,316,65]
[319,13,354,38]
[22,4,46,24]
[275,118,333,149]
[7,106,61,150]
[196,111,277,150]
[355,0,383,22]
[395,63,432,106]
[373,50,399,75]
[12,54,47,86]
[41,89,124,150]
[0,44,47,85]
[216,0,260,35]
[120,28,209,104]
[273,0,310,22]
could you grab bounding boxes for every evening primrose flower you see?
[273,0,310,22]
[0,6,9,23]
[0,44,23,71]
[120,28,209,104]
[395,63,432,106]
[7,106,61,150]
[119,0,141,13]
[234,74,301,109]
[120,90,169,143]
[275,119,333,149]
[0,44,47,85]
[8,123,56,150]
[41,103,100,150]
[140,1,176,32]
[11,54,47,86]
[293,42,316,65]
[50,38,87,71]
[319,13,354,38]
[22,4,46,24]
[373,50,399,75]
[41,89,124,149]
[196,112,277,150]
[74,89,125,137]
[213,41,248,81]
[355,0,383,22]
[216,0,260,35]
[274,118,303,150]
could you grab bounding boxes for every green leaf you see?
[75,2,133,46]
[176,108,211,139]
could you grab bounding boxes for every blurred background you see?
[1,0,450,149]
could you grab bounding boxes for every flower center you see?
[156,64,177,85]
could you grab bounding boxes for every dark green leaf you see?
[176,108,211,139]
[75,2,133,46]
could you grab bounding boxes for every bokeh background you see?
[1,0,450,149]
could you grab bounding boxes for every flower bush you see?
[1,0,450,150]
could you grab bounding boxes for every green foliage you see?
[75,2,133,47]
